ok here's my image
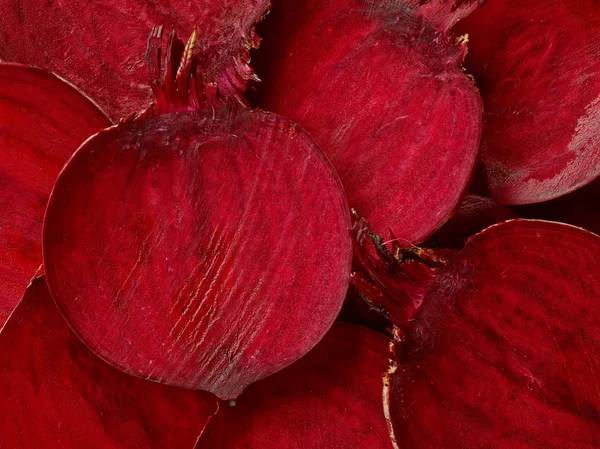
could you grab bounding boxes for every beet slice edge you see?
[0,276,218,449]
[0,62,111,329]
[425,193,517,248]
[197,323,394,448]
[455,0,600,204]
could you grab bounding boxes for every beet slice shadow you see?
[43,30,352,400]
[425,193,517,248]
[0,276,218,449]
[0,63,111,328]
[197,323,394,448]
[252,0,483,242]
[514,177,600,236]
[337,284,392,335]
[455,0,600,204]
[353,218,600,448]
[0,0,270,120]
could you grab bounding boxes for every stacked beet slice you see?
[2,0,600,447]
[254,0,483,242]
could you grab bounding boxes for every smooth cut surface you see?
[0,277,217,449]
[0,0,269,120]
[0,63,110,328]
[198,323,393,448]
[388,220,600,448]
[255,0,481,242]
[456,0,600,204]
[44,110,352,400]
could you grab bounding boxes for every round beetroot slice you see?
[354,219,600,447]
[43,108,352,400]
[455,0,600,205]
[0,276,217,449]
[254,0,482,242]
[0,0,269,120]
[198,323,393,449]
[0,63,110,328]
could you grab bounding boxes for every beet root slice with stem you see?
[253,0,483,242]
[425,192,517,248]
[0,63,111,329]
[455,0,600,205]
[43,30,352,400]
[353,217,600,448]
[0,0,270,120]
[0,276,218,449]
[197,323,394,449]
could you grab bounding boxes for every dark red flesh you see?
[198,323,393,448]
[43,109,352,400]
[426,193,517,248]
[0,277,217,449]
[254,0,482,242]
[354,220,600,447]
[0,0,269,120]
[455,0,600,204]
[0,63,110,328]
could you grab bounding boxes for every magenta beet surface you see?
[254,0,483,242]
[0,64,111,329]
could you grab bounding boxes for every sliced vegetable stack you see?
[1,0,600,447]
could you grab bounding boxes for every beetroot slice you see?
[0,0,269,119]
[426,193,517,248]
[0,63,110,328]
[0,276,217,449]
[354,219,600,447]
[254,0,482,242]
[197,323,393,448]
[455,0,600,205]
[43,32,352,399]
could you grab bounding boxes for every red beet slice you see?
[253,0,482,241]
[354,219,600,447]
[198,323,393,448]
[426,193,517,248]
[43,31,352,400]
[0,276,217,449]
[0,0,269,120]
[0,63,110,328]
[455,0,600,205]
